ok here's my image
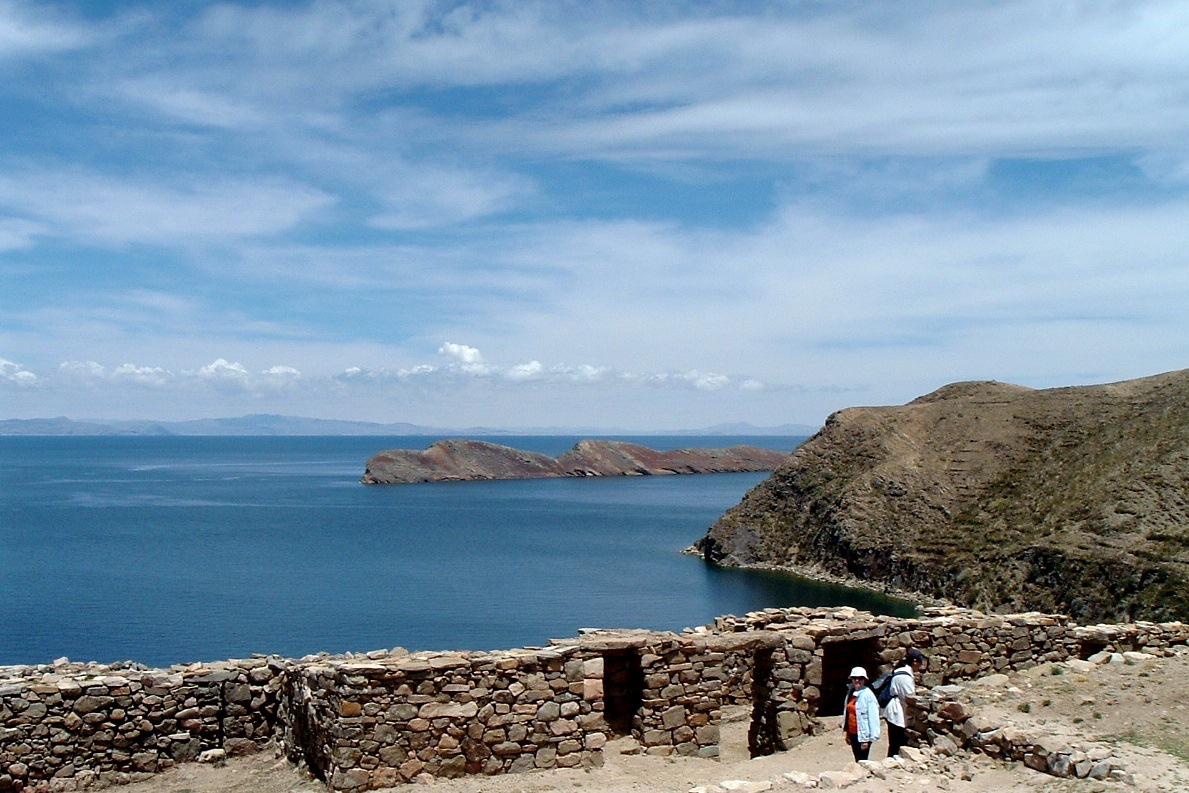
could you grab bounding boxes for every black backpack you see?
[871,667,909,708]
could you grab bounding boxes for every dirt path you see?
[118,649,1189,793]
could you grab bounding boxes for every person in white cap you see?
[841,666,880,761]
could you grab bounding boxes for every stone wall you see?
[905,642,1189,784]
[0,657,288,792]
[270,631,784,791]
[276,646,606,790]
[4,609,1188,792]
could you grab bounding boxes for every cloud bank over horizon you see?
[3,1,1189,429]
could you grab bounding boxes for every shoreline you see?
[681,545,949,611]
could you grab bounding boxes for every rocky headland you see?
[692,369,1189,623]
[360,439,789,484]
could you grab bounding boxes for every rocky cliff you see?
[693,370,1189,622]
[361,439,789,484]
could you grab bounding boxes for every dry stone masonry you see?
[3,607,1187,791]
[0,656,288,791]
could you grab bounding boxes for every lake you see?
[0,435,915,668]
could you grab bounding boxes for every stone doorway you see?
[602,649,643,736]
[817,637,881,717]
[747,647,780,757]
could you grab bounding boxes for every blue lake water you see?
[0,436,915,668]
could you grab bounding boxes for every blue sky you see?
[2,0,1188,429]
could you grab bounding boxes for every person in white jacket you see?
[884,648,927,757]
[841,666,880,761]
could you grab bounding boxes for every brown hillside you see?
[694,370,1189,622]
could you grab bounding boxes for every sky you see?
[2,0,1189,430]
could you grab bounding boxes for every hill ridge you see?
[361,438,789,484]
[693,368,1189,622]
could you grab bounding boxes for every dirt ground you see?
[118,648,1189,793]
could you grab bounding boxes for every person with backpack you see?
[883,648,927,757]
[841,666,880,761]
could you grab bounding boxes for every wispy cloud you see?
[0,216,43,251]
[3,1,1189,427]
[0,168,334,245]
[0,0,88,58]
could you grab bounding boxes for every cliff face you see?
[694,370,1189,622]
[361,439,789,484]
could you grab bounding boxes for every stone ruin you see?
[2,606,1187,791]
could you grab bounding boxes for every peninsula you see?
[361,438,789,484]
[693,369,1189,623]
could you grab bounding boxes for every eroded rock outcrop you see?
[693,369,1189,622]
[361,439,789,484]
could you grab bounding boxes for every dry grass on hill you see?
[698,369,1189,623]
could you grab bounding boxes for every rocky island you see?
[361,438,789,484]
[693,369,1189,623]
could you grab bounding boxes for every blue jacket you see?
[842,685,881,743]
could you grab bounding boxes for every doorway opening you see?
[747,647,780,758]
[817,637,881,717]
[603,650,643,736]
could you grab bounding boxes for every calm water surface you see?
[1,436,914,667]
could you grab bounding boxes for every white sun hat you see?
[849,666,868,679]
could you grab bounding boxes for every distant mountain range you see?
[0,414,818,437]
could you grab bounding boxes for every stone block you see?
[817,770,859,788]
[720,781,772,792]
[329,767,369,791]
[661,705,686,730]
[419,701,477,719]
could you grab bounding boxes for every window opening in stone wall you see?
[817,637,880,717]
[603,650,643,736]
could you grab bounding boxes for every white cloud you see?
[197,358,250,380]
[112,363,170,387]
[14,348,770,400]
[0,1,88,58]
[185,0,593,93]
[682,371,731,391]
[505,360,543,381]
[0,169,334,245]
[369,166,534,230]
[106,76,270,130]
[65,1,1189,165]
[57,360,107,379]
[327,344,756,394]
[48,358,304,394]
[5,2,1189,429]
[0,217,43,251]
[0,357,37,386]
[437,342,487,371]
[412,2,1189,162]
